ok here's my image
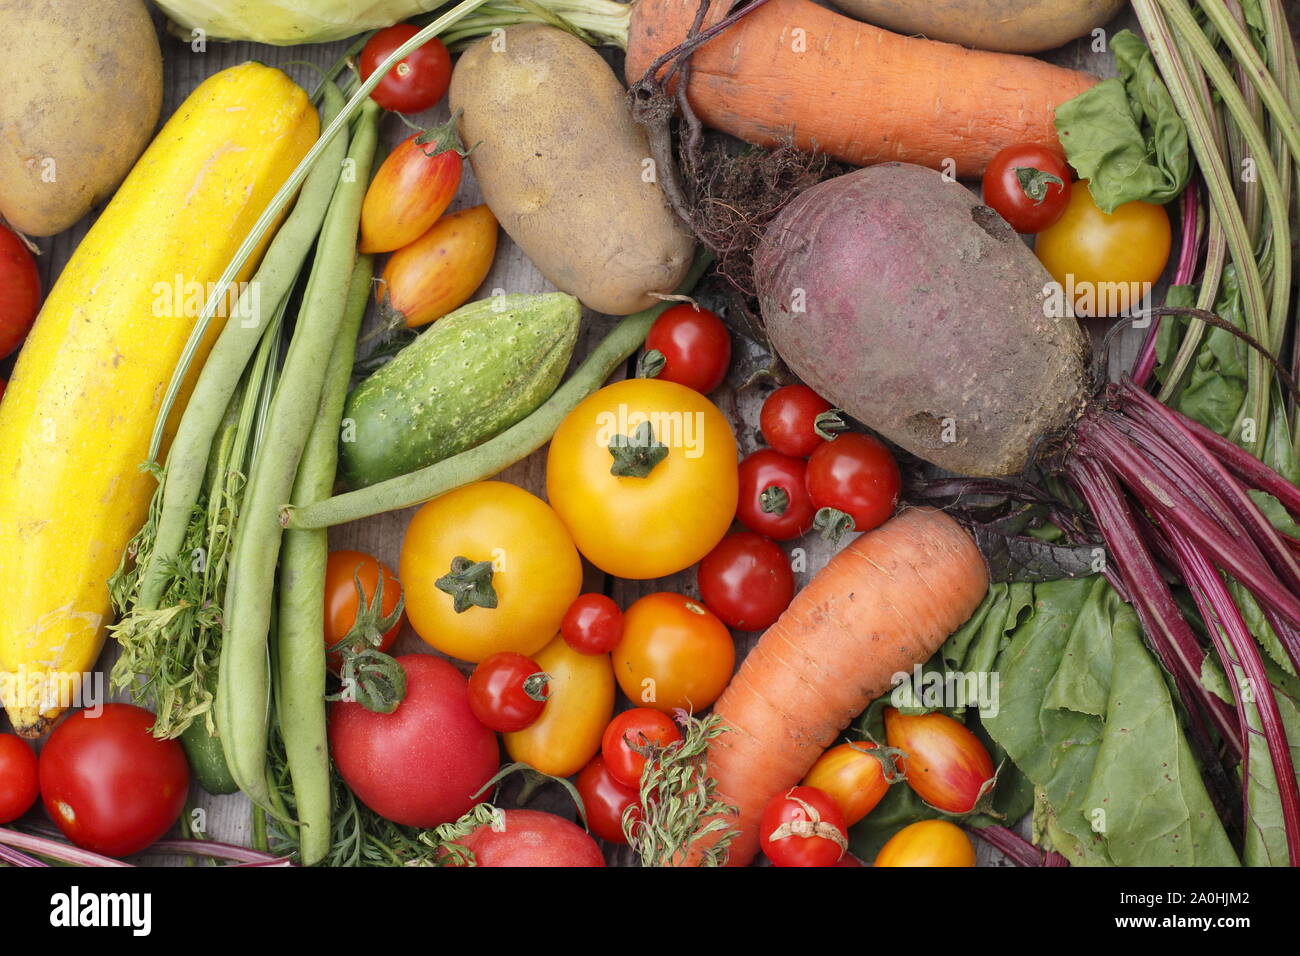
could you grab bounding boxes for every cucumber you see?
[341,292,580,489]
[180,718,240,795]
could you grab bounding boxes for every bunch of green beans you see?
[218,99,381,809]
[274,256,374,865]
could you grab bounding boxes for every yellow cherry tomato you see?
[873,820,976,867]
[613,592,735,713]
[802,741,896,826]
[505,635,614,777]
[1034,181,1171,317]
[399,481,582,663]
[546,378,739,580]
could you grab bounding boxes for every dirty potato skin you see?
[755,163,1088,478]
[0,0,162,236]
[449,24,694,315]
[826,0,1126,54]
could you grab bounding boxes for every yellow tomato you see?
[803,742,895,826]
[504,635,614,777]
[399,481,581,662]
[1034,182,1171,317]
[546,378,739,580]
[613,592,735,713]
[873,820,976,867]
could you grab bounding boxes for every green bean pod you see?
[219,99,381,807]
[138,82,350,612]
[275,256,373,864]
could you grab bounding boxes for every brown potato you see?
[449,24,694,315]
[827,0,1126,53]
[0,0,162,236]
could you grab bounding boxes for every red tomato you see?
[561,593,624,654]
[641,304,731,394]
[330,655,499,827]
[981,144,1073,234]
[760,384,840,457]
[806,433,900,539]
[759,785,848,867]
[0,223,40,359]
[0,734,39,824]
[449,809,605,866]
[576,755,641,844]
[359,24,452,114]
[601,707,682,788]
[697,531,793,631]
[884,709,995,814]
[468,652,549,732]
[38,704,189,857]
[323,550,404,671]
[736,449,815,541]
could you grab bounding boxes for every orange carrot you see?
[625,0,1097,177]
[697,507,989,866]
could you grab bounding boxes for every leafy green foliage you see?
[1054,30,1190,212]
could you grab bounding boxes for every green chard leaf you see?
[1054,30,1190,212]
[941,578,1236,866]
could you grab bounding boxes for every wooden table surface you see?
[12,3,1148,866]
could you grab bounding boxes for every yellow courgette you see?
[0,62,317,736]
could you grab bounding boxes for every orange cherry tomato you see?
[379,204,498,328]
[874,820,976,867]
[323,550,404,671]
[360,128,463,254]
[612,593,734,714]
[884,709,995,814]
[802,741,898,826]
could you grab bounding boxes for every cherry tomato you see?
[760,384,840,457]
[576,755,642,844]
[806,433,900,539]
[561,593,625,654]
[359,24,452,114]
[697,531,793,631]
[802,741,898,826]
[641,304,731,394]
[980,144,1073,234]
[323,550,404,671]
[1034,181,1171,317]
[468,652,549,732]
[39,704,189,857]
[0,223,40,359]
[613,593,735,714]
[874,819,976,867]
[0,734,38,824]
[601,707,682,788]
[884,708,995,814]
[736,449,815,541]
[759,785,848,867]
[360,126,464,254]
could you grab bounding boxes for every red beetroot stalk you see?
[1166,526,1300,864]
[1084,417,1300,627]
[1120,378,1300,595]
[0,844,46,867]
[1133,184,1201,388]
[1143,395,1300,521]
[0,827,133,867]
[1067,456,1244,756]
[971,825,1070,867]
